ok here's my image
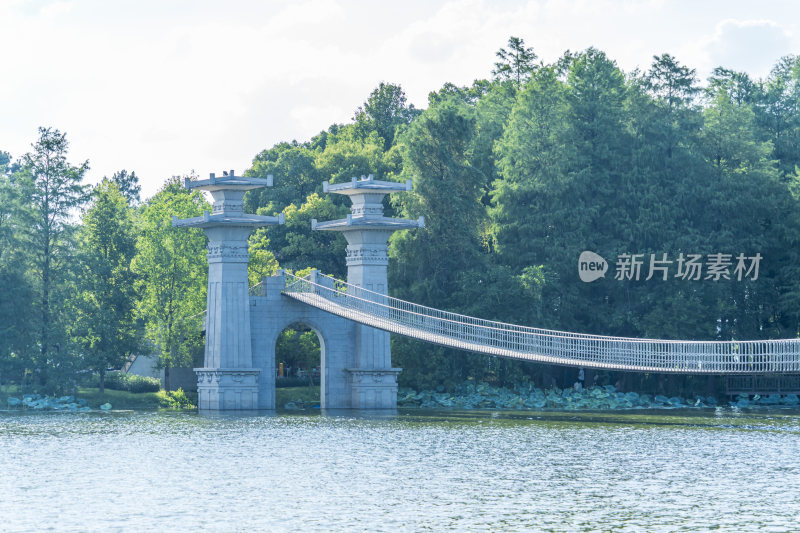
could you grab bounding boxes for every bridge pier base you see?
[196,368,260,410]
[347,368,401,409]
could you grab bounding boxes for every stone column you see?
[313,175,423,408]
[173,172,283,410]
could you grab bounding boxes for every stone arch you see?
[250,272,357,409]
[270,319,326,403]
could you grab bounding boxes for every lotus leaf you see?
[762,394,782,405]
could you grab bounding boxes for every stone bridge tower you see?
[312,175,424,408]
[173,172,421,411]
[172,172,282,410]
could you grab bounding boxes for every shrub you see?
[158,388,195,409]
[100,371,161,393]
[103,371,125,390]
[126,374,161,393]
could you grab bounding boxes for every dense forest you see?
[2,38,800,396]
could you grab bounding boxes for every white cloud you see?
[675,17,796,83]
[39,0,72,18]
[705,19,792,78]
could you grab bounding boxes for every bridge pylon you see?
[313,175,423,408]
[173,172,283,410]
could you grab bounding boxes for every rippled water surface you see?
[2,408,800,532]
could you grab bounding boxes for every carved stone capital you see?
[346,368,401,384]
[207,241,250,262]
[212,200,244,215]
[350,205,384,217]
[195,368,260,385]
[345,245,389,266]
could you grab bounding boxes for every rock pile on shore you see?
[6,394,109,411]
[729,393,799,408]
[397,381,800,410]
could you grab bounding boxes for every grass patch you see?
[76,387,165,409]
[78,388,198,410]
[276,386,320,407]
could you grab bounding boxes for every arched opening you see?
[275,323,322,408]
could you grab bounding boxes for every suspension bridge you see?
[174,171,800,411]
[280,271,800,376]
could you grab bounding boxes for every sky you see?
[1,0,798,200]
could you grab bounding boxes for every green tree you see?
[701,90,773,174]
[317,125,401,185]
[72,179,139,392]
[392,98,485,305]
[623,57,715,339]
[645,53,700,110]
[643,53,701,160]
[756,55,800,179]
[0,151,27,267]
[264,193,348,278]
[492,36,538,88]
[777,167,800,335]
[493,49,645,336]
[491,65,571,273]
[109,169,141,205]
[698,87,787,340]
[132,177,209,391]
[707,67,757,106]
[244,142,321,214]
[0,152,36,387]
[248,230,280,286]
[391,97,512,388]
[20,127,89,385]
[353,83,419,150]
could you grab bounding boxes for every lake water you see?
[1,408,799,532]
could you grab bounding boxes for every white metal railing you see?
[281,272,800,374]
